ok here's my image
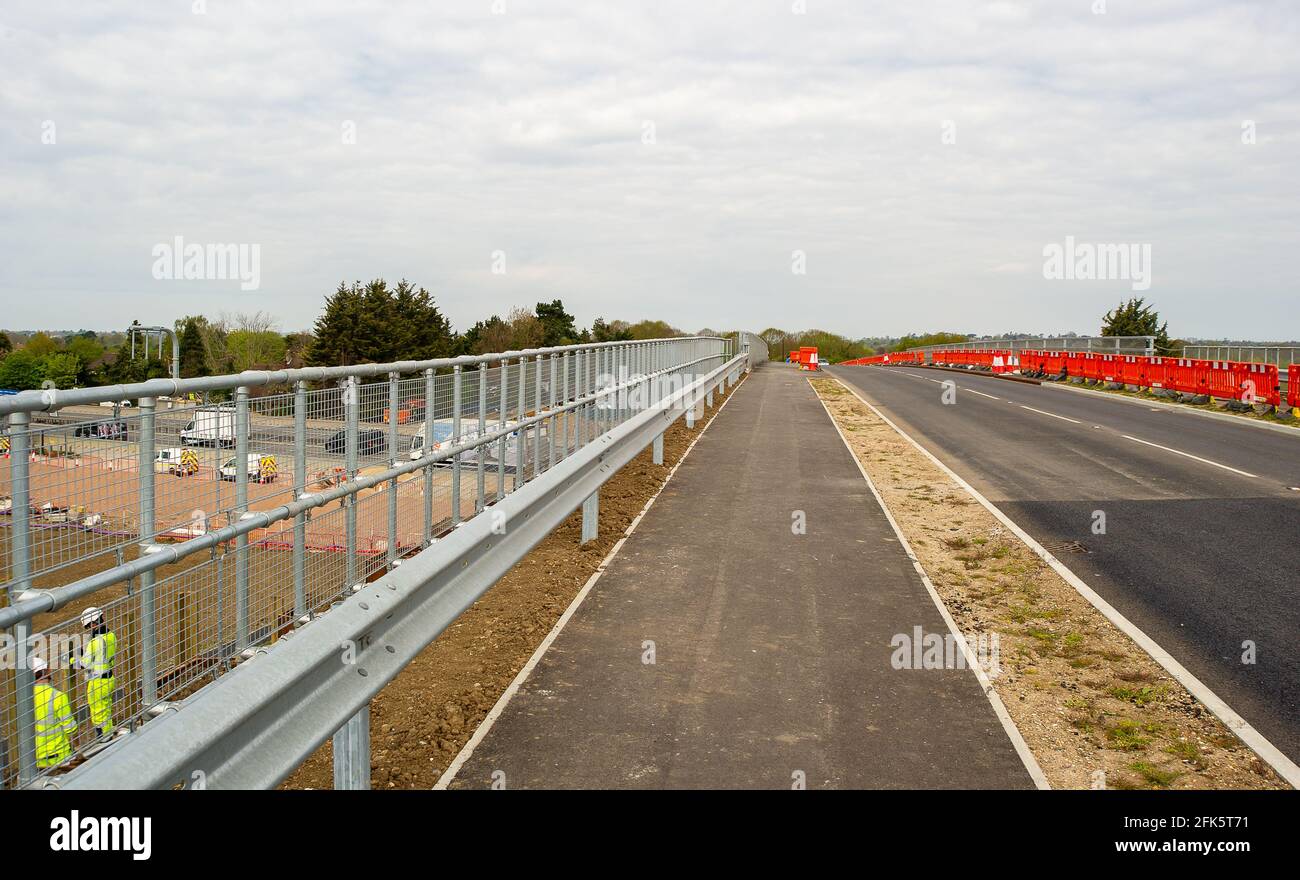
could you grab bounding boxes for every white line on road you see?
[1121,435,1258,479]
[965,388,1000,400]
[1019,405,1082,424]
[830,377,1299,789]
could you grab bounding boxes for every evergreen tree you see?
[535,300,578,347]
[1101,297,1172,354]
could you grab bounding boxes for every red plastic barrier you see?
[1290,365,1299,409]
[839,351,924,366]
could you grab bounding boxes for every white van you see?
[409,418,542,469]
[154,447,198,476]
[219,453,277,483]
[181,405,237,448]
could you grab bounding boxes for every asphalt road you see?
[827,364,1300,766]
[448,366,1034,789]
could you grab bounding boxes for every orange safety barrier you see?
[1290,365,1299,409]
[839,351,924,366]
[899,348,1283,405]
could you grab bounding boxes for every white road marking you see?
[830,377,1300,790]
[1019,405,1082,424]
[1121,435,1258,479]
[434,372,748,790]
[813,388,1050,790]
[965,388,1000,400]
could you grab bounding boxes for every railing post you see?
[515,356,527,487]
[332,701,370,790]
[559,351,569,458]
[451,365,462,527]
[6,411,37,785]
[423,369,434,545]
[293,380,307,619]
[533,354,543,476]
[497,359,508,501]
[387,372,399,568]
[476,362,487,514]
[138,395,159,702]
[344,377,358,588]
[653,433,664,466]
[548,354,558,470]
[581,491,599,544]
[233,387,250,650]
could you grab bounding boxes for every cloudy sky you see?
[1,1,1296,340]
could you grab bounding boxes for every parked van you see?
[181,405,237,448]
[409,419,541,469]
[154,447,199,476]
[219,453,278,483]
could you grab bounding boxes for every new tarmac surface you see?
[828,364,1300,767]
[446,366,1034,789]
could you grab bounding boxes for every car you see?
[324,429,387,457]
[74,419,128,440]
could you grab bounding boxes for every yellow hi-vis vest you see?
[82,632,117,678]
[34,683,76,763]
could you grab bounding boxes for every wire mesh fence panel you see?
[1,337,733,787]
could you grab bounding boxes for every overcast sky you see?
[1,1,1296,340]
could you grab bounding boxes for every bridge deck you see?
[445,366,1034,789]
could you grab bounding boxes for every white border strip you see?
[827,376,1300,789]
[1045,380,1300,439]
[812,382,1050,790]
[435,371,749,789]
[1122,435,1258,479]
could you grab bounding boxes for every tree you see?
[890,331,969,352]
[591,318,633,342]
[535,300,578,347]
[1101,297,1172,354]
[64,335,105,384]
[176,316,210,378]
[0,350,46,390]
[308,279,454,366]
[41,352,80,388]
[0,332,12,357]
[23,332,60,358]
[226,329,287,372]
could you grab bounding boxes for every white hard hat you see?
[81,606,104,627]
[31,656,49,674]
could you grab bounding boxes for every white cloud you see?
[0,0,1296,340]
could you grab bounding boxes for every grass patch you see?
[1130,761,1181,788]
[1106,719,1152,751]
[1165,739,1209,770]
[1109,684,1167,706]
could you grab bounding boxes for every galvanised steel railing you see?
[902,336,1156,357]
[0,334,751,789]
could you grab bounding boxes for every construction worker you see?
[32,656,76,769]
[74,607,117,738]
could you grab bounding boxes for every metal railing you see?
[1183,345,1300,366]
[902,336,1156,356]
[1,334,756,789]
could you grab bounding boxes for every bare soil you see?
[281,381,742,789]
[812,376,1287,791]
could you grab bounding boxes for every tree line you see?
[0,278,697,391]
[0,289,1185,390]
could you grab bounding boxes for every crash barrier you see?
[930,349,1020,374]
[1016,351,1282,407]
[1,334,748,789]
[839,352,925,366]
[789,347,820,370]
